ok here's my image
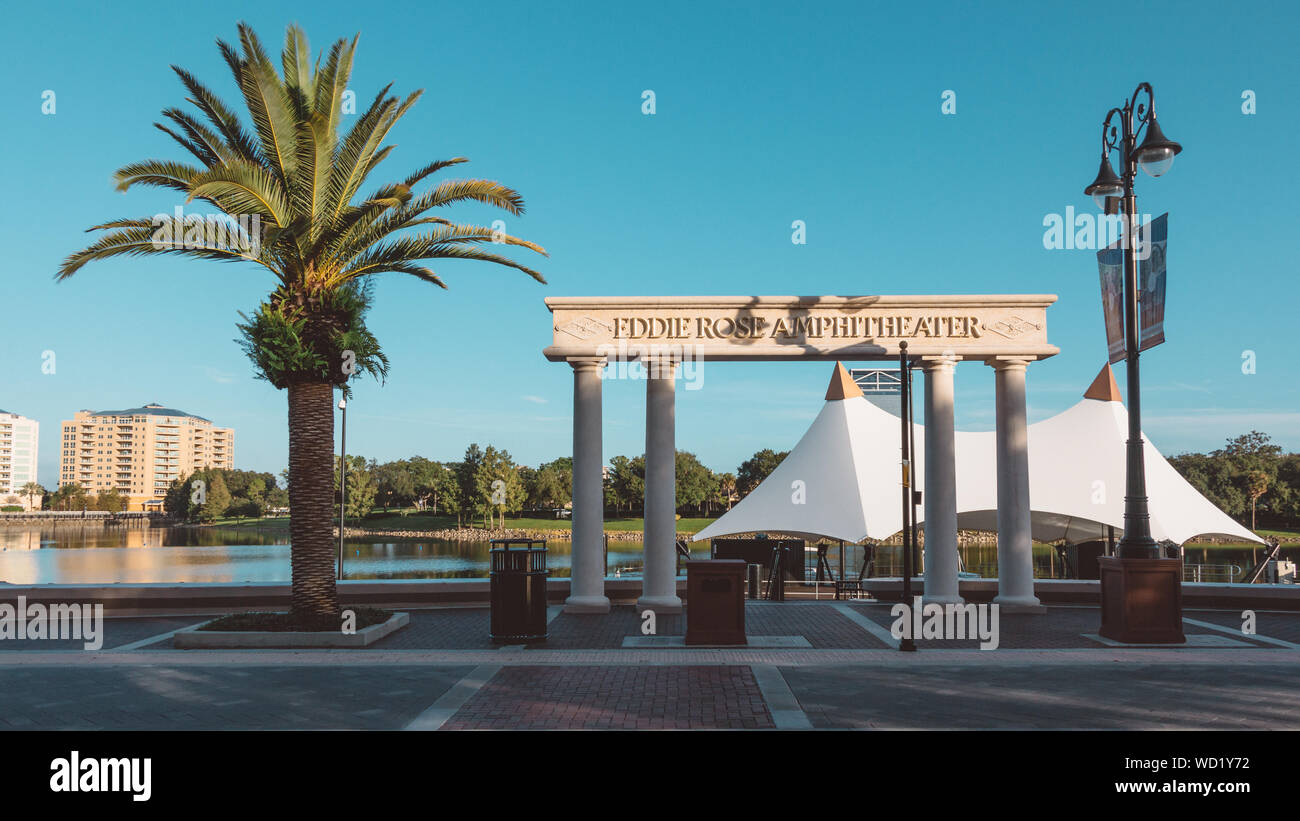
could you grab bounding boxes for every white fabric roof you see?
[692,380,921,544]
[952,392,1265,545]
[695,365,1264,546]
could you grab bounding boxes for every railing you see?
[1183,563,1242,584]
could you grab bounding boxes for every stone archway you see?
[545,295,1058,615]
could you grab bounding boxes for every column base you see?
[563,595,611,615]
[636,595,683,614]
[922,593,965,607]
[992,594,1046,614]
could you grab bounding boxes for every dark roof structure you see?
[89,403,211,422]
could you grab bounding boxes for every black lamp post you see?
[898,341,916,652]
[1085,82,1186,643]
[1083,82,1180,560]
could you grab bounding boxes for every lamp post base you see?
[1098,556,1185,644]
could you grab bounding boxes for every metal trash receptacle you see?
[489,538,549,642]
[685,559,747,645]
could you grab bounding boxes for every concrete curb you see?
[173,612,410,649]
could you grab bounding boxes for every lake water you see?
[0,526,1292,585]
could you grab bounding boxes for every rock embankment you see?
[328,526,1001,545]
[334,526,650,542]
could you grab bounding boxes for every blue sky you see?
[3,0,1298,488]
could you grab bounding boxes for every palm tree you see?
[58,23,546,622]
[20,482,45,511]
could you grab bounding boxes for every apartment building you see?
[0,410,40,510]
[59,403,234,511]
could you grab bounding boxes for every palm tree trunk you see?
[288,381,339,618]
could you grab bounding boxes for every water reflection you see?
[0,527,1293,585]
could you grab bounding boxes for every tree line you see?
[313,445,795,527]
[1169,431,1300,531]
[27,431,1296,534]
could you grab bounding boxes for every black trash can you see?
[489,538,549,643]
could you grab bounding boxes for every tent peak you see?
[1084,364,1123,402]
[826,362,864,400]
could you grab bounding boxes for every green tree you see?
[454,445,486,527]
[606,455,644,516]
[405,457,456,515]
[716,472,737,511]
[675,450,717,514]
[48,484,88,512]
[529,458,572,509]
[1274,454,1300,524]
[474,446,524,528]
[163,477,191,517]
[265,485,290,512]
[58,24,546,619]
[736,448,789,497]
[197,473,232,522]
[20,482,45,511]
[373,459,416,508]
[1222,432,1281,529]
[334,454,377,520]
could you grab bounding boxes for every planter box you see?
[1098,557,1185,644]
[174,612,409,649]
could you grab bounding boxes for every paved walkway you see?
[0,602,1295,730]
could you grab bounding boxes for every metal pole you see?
[1118,103,1158,559]
[338,398,347,580]
[906,359,921,573]
[899,341,916,651]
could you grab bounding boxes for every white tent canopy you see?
[953,365,1264,545]
[692,364,921,544]
[695,363,1264,546]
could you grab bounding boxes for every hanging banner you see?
[1097,241,1125,364]
[1138,213,1168,351]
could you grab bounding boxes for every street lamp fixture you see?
[1084,82,1185,644]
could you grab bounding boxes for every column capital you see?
[641,355,679,380]
[986,355,1036,372]
[567,356,607,371]
[920,353,962,371]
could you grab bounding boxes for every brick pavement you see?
[440,665,775,730]
[0,602,1296,730]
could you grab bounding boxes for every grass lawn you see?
[1254,526,1300,544]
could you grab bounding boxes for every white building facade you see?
[0,411,40,510]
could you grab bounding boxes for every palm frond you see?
[57,223,276,281]
[186,160,291,226]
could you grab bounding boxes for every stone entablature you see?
[544,295,1058,362]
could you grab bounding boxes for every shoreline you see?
[0,516,1290,549]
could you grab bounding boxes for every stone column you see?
[639,355,682,613]
[922,354,962,605]
[565,357,609,614]
[990,357,1044,613]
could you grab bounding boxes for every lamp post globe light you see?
[1085,82,1185,643]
